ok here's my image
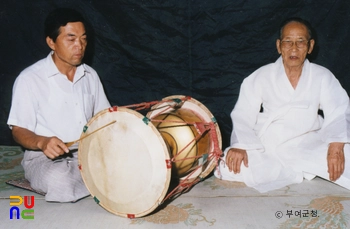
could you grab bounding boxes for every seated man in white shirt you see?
[7,8,111,202]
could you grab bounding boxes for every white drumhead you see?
[78,107,171,218]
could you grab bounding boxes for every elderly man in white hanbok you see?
[215,17,350,193]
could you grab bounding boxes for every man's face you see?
[47,22,87,68]
[276,22,314,69]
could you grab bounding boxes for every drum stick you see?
[65,120,116,147]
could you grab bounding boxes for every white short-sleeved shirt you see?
[7,52,111,142]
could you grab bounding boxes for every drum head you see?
[78,107,171,218]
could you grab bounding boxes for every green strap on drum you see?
[142,116,150,125]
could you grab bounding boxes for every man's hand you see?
[38,136,69,159]
[12,126,69,159]
[327,142,345,181]
[225,148,249,174]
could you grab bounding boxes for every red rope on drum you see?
[108,106,118,112]
[162,160,215,202]
[162,150,221,201]
[208,122,223,178]
[162,164,204,201]
[149,119,220,170]
[150,119,212,128]
[119,96,190,112]
[121,100,160,111]
[150,119,212,164]
[171,127,208,163]
[161,121,223,203]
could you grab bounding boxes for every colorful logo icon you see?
[9,196,35,220]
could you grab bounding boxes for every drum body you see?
[149,108,210,177]
[147,95,222,181]
[78,107,171,218]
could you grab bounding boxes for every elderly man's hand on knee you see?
[327,142,345,181]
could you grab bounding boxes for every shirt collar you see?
[46,51,90,81]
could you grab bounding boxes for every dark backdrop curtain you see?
[1,0,350,149]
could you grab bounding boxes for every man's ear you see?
[46,36,55,50]
[276,39,282,54]
[308,39,315,54]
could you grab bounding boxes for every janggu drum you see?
[78,95,222,218]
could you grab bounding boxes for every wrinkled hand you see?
[225,148,249,174]
[39,137,69,159]
[327,142,345,181]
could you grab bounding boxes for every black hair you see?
[44,8,86,42]
[279,17,313,40]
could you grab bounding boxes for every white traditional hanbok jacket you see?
[216,57,350,193]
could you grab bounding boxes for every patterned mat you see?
[0,145,45,195]
[1,145,350,228]
[0,145,25,190]
[5,178,46,196]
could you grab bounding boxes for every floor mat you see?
[5,178,46,196]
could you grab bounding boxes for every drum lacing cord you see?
[121,100,160,111]
[162,162,206,202]
[150,97,189,113]
[208,122,224,177]
[146,99,222,166]
[120,96,189,111]
[162,149,221,202]
[151,119,212,164]
[162,122,223,202]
